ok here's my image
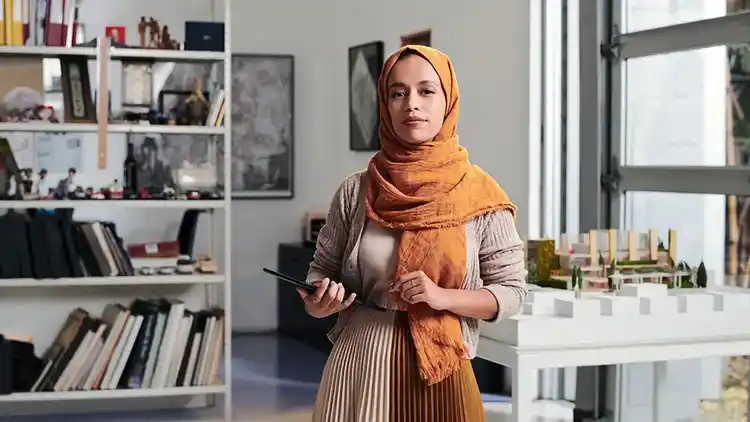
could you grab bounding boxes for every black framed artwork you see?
[60,55,96,123]
[230,54,295,199]
[348,41,384,151]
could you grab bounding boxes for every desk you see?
[478,286,750,421]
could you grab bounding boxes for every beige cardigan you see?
[306,170,527,358]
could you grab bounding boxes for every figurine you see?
[33,168,48,196]
[19,168,34,198]
[55,167,77,199]
[185,78,210,125]
[148,17,160,48]
[138,17,148,47]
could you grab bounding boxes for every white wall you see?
[230,1,538,331]
[62,1,537,332]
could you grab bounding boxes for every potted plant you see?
[696,261,708,288]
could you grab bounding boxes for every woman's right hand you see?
[297,278,357,319]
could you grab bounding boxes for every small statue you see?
[160,25,172,49]
[148,17,160,48]
[185,78,210,125]
[55,167,77,199]
[33,168,47,196]
[138,17,148,47]
[16,168,34,199]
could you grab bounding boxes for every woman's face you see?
[386,54,446,145]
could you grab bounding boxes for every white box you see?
[525,289,575,315]
[669,291,715,314]
[711,291,750,313]
[618,283,668,298]
[596,295,640,316]
[640,295,678,315]
[554,298,602,318]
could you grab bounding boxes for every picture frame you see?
[60,55,96,123]
[122,61,153,108]
[401,29,431,47]
[348,41,384,151]
[230,54,294,199]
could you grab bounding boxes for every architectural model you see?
[524,229,708,292]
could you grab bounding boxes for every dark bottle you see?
[124,141,138,192]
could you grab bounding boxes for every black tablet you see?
[262,268,386,312]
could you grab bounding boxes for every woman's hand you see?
[297,278,357,319]
[389,270,450,311]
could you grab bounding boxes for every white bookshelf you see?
[0,0,233,420]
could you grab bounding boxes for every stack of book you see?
[29,299,225,392]
[0,213,137,279]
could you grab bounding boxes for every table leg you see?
[512,359,535,422]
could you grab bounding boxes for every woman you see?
[299,45,527,422]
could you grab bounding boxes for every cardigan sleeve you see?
[479,210,528,322]
[306,175,356,284]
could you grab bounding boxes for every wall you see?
[231,0,538,331]
[68,0,537,332]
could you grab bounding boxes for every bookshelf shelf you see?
[0,46,224,62]
[0,200,226,209]
[0,45,96,58]
[0,274,225,288]
[0,123,226,135]
[0,385,226,402]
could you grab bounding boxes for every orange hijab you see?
[365,45,516,385]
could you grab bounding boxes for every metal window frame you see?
[581,5,750,231]
[578,0,611,232]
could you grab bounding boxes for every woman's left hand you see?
[389,270,449,311]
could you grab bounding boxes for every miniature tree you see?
[526,262,538,283]
[570,265,578,291]
[696,261,708,288]
[657,239,666,251]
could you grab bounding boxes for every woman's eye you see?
[421,89,435,95]
[391,91,406,98]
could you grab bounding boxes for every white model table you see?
[477,285,750,422]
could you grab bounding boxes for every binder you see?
[44,0,62,46]
[2,0,11,45]
[10,0,22,45]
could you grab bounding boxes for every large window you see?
[577,0,750,418]
[588,0,750,279]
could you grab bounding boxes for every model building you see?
[525,229,703,292]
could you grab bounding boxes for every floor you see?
[6,334,574,422]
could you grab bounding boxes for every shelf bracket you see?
[601,24,622,62]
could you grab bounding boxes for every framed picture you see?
[348,41,384,151]
[401,29,431,47]
[60,55,96,123]
[122,62,153,108]
[231,54,294,199]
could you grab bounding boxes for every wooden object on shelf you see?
[97,40,109,169]
[138,17,148,47]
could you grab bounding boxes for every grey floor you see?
[4,334,572,422]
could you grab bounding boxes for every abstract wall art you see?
[348,41,384,151]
